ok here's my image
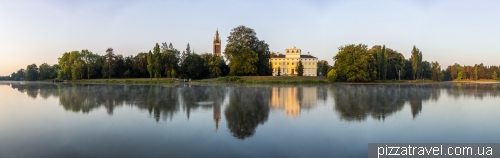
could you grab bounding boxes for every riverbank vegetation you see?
[1,25,499,83]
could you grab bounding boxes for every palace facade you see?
[270,46,318,76]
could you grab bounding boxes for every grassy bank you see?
[67,77,498,85]
[374,79,434,83]
[451,79,500,83]
[73,78,175,84]
[199,76,329,84]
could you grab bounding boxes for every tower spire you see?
[213,28,221,57]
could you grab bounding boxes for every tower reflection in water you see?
[7,82,500,140]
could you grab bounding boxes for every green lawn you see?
[74,78,176,84]
[198,76,329,84]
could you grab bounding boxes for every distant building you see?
[213,29,221,57]
[270,46,318,76]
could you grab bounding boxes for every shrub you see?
[327,68,337,82]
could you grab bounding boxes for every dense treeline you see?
[326,44,499,82]
[4,42,229,81]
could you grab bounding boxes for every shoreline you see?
[3,77,499,86]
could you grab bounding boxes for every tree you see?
[277,67,281,76]
[421,61,431,79]
[25,64,39,81]
[493,71,498,80]
[327,68,337,82]
[411,46,420,80]
[153,43,162,80]
[430,61,443,81]
[203,53,222,78]
[39,63,53,80]
[317,60,330,76]
[102,48,116,79]
[418,50,423,79]
[473,65,478,80]
[457,69,463,81]
[224,25,272,76]
[147,51,153,80]
[10,69,25,81]
[133,52,149,78]
[381,45,388,80]
[333,44,376,82]
[70,51,84,80]
[114,55,125,78]
[58,52,72,80]
[229,47,258,76]
[180,53,206,79]
[296,60,304,76]
[162,49,179,79]
[81,49,100,79]
[402,59,413,80]
[450,63,462,80]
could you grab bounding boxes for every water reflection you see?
[225,87,271,139]
[270,87,319,118]
[330,84,441,121]
[6,82,500,140]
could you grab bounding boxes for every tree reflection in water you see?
[224,87,271,140]
[7,82,500,138]
[330,84,443,121]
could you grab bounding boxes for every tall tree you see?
[81,50,101,79]
[102,48,116,79]
[224,25,272,76]
[418,50,423,79]
[296,60,304,76]
[58,52,72,80]
[450,63,462,80]
[180,53,206,79]
[421,61,431,79]
[147,50,153,80]
[153,43,162,80]
[25,64,39,81]
[39,63,53,80]
[162,49,179,79]
[277,67,281,76]
[368,45,381,80]
[12,69,26,81]
[431,61,443,81]
[70,51,84,80]
[381,45,388,80]
[202,53,223,78]
[133,52,149,78]
[410,45,422,80]
[229,47,258,76]
[333,44,376,82]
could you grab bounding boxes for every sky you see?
[1,0,499,76]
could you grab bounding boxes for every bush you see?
[327,69,337,82]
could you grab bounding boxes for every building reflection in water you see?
[7,82,500,139]
[270,86,317,118]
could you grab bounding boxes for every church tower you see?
[213,29,221,57]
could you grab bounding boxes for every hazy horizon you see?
[1,0,499,76]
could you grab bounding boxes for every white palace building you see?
[270,46,318,76]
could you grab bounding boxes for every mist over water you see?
[1,82,499,158]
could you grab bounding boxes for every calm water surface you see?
[0,81,499,157]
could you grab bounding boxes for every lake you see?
[0,81,499,158]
